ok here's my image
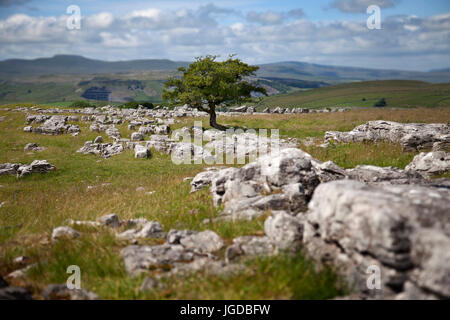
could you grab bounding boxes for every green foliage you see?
[374,97,387,107]
[120,101,154,109]
[163,55,267,111]
[69,100,97,108]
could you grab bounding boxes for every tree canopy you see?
[163,55,267,130]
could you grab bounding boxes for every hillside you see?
[253,80,450,109]
[1,55,450,105]
[0,55,189,77]
[257,61,450,83]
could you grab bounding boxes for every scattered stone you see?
[0,163,22,176]
[77,141,124,158]
[51,226,81,242]
[405,151,450,177]
[166,229,198,244]
[12,256,30,265]
[24,143,45,152]
[5,263,37,280]
[93,136,103,144]
[41,284,99,300]
[134,145,150,159]
[131,132,144,141]
[121,244,195,276]
[116,221,164,241]
[16,160,55,178]
[225,236,276,262]
[179,230,225,254]
[0,287,33,300]
[97,214,120,228]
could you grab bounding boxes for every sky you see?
[0,0,449,71]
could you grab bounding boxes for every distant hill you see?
[0,55,189,76]
[257,61,450,83]
[1,55,450,104]
[1,55,450,83]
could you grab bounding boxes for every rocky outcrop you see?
[77,141,124,158]
[325,121,449,152]
[25,115,80,135]
[302,180,450,300]
[24,143,45,152]
[0,160,55,178]
[191,149,348,220]
[16,160,56,178]
[405,151,450,177]
[191,147,449,221]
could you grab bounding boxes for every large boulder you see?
[303,180,450,300]
[405,151,450,177]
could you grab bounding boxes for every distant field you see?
[253,80,450,109]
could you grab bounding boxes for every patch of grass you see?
[142,252,347,300]
[303,142,417,169]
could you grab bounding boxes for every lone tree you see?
[163,55,267,131]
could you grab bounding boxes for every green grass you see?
[253,80,450,109]
[0,106,449,299]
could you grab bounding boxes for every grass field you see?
[253,80,450,109]
[0,105,449,299]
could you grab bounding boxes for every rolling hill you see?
[0,55,189,77]
[252,80,450,109]
[1,55,450,105]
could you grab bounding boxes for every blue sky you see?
[0,0,449,70]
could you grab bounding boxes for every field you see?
[254,80,450,109]
[0,105,449,299]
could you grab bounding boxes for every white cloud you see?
[0,5,449,71]
[247,10,285,25]
[332,0,400,13]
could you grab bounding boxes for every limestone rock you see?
[405,151,450,177]
[51,226,81,242]
[41,284,99,300]
[303,180,450,300]
[325,121,449,152]
[121,244,195,276]
[97,214,120,228]
[134,145,150,159]
[16,160,55,178]
[264,211,303,251]
[179,230,225,254]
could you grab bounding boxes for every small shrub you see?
[120,101,154,109]
[374,98,387,107]
[69,100,96,108]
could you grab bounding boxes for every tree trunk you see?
[208,105,227,131]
